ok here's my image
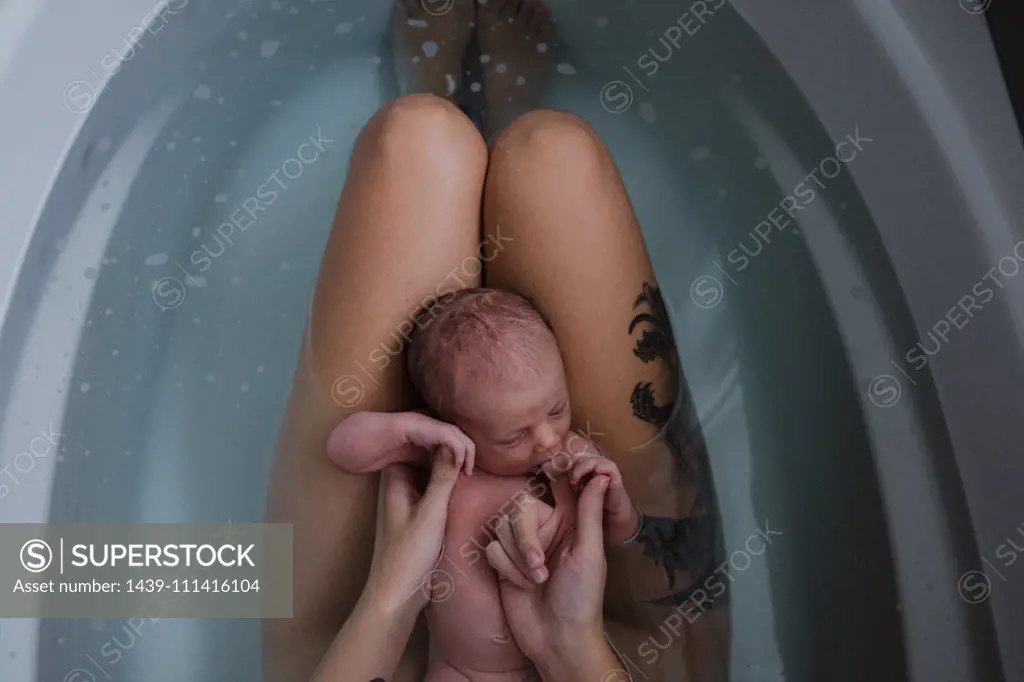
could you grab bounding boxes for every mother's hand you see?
[490,476,625,680]
[363,445,462,618]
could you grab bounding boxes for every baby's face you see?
[451,348,572,477]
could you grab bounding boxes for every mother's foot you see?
[393,0,475,102]
[477,0,555,138]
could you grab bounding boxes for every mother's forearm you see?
[310,594,420,682]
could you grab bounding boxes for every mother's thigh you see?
[482,110,722,681]
[482,111,684,507]
[264,94,487,682]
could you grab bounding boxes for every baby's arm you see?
[327,411,475,475]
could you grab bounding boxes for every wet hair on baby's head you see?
[407,288,556,420]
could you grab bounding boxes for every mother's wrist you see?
[532,626,608,675]
[534,629,623,682]
[359,576,425,626]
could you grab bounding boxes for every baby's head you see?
[408,288,571,476]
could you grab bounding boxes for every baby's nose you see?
[535,424,561,452]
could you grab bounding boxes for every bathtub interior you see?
[0,0,930,680]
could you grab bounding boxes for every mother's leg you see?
[482,111,726,681]
[263,94,487,682]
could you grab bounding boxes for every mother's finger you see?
[417,446,462,526]
[493,512,541,584]
[511,502,549,583]
[380,464,419,526]
[575,475,609,558]
[484,540,534,590]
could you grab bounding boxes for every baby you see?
[327,288,640,682]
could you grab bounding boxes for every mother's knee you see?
[491,109,607,172]
[358,94,487,176]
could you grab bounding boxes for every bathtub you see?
[1,0,1022,680]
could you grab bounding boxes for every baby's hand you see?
[559,435,640,546]
[399,412,475,475]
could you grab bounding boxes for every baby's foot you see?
[476,0,555,138]
[393,0,475,102]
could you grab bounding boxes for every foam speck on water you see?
[84,267,99,280]
[516,76,525,86]
[480,54,491,64]
[335,22,353,35]
[238,30,248,40]
[144,253,169,266]
[192,227,201,237]
[754,156,769,170]
[595,17,609,27]
[407,18,428,28]
[556,63,576,75]
[260,41,281,57]
[193,84,212,100]
[270,0,282,9]
[640,102,656,124]
[214,193,228,203]
[97,137,112,153]
[470,82,482,92]
[166,142,177,151]
[423,41,439,58]
[80,383,91,394]
[495,62,507,74]
[536,43,548,53]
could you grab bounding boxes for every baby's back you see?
[426,472,571,681]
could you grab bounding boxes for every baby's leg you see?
[263,95,487,682]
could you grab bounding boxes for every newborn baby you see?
[327,288,640,682]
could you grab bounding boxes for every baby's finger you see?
[463,436,476,476]
[541,450,574,481]
[570,458,599,487]
[485,541,534,590]
[441,426,462,454]
[589,459,623,488]
[442,444,464,472]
